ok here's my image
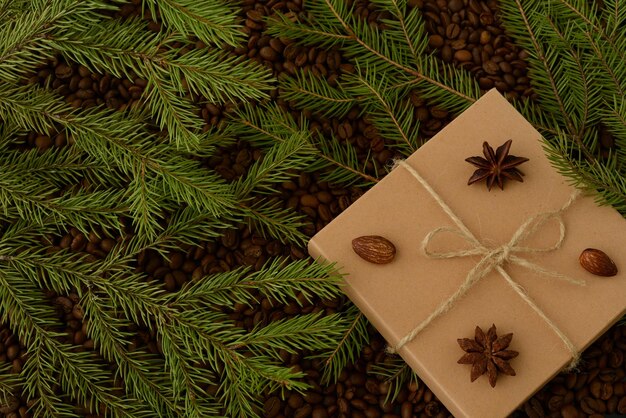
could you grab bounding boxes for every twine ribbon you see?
[386,160,584,370]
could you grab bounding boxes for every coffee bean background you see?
[0,0,621,416]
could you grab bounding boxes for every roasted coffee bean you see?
[338,398,350,414]
[400,402,412,418]
[294,404,313,418]
[288,393,304,409]
[6,344,19,361]
[448,0,464,12]
[55,296,73,313]
[580,397,601,414]
[351,399,367,410]
[454,49,472,61]
[35,135,53,150]
[428,34,444,48]
[0,395,19,414]
[55,63,73,79]
[523,398,545,418]
[263,396,281,418]
[311,407,328,418]
[304,392,323,404]
[559,404,580,418]
[445,23,460,39]
[618,396,626,413]
[72,303,84,319]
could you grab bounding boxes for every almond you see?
[352,235,396,264]
[579,248,618,277]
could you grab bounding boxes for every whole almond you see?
[579,248,618,277]
[352,235,396,264]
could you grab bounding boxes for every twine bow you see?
[387,160,584,370]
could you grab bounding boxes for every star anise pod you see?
[457,324,519,388]
[465,139,529,190]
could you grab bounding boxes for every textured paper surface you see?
[308,89,626,418]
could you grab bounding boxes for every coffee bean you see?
[312,407,328,418]
[547,395,563,411]
[600,382,613,400]
[400,402,412,418]
[448,0,464,12]
[0,395,19,414]
[6,344,19,361]
[618,396,626,413]
[483,60,499,75]
[288,393,304,409]
[70,234,87,251]
[55,296,73,313]
[100,238,116,252]
[74,330,86,345]
[351,399,367,410]
[164,274,176,291]
[260,46,278,61]
[445,23,460,39]
[304,392,323,404]
[221,229,238,249]
[338,398,350,414]
[454,49,472,61]
[560,404,580,418]
[35,135,53,150]
[364,407,381,418]
[294,404,312,418]
[480,12,494,25]
[581,397,600,414]
[480,30,492,44]
[609,349,624,367]
[264,396,281,418]
[72,303,84,319]
[441,45,453,62]
[55,63,73,79]
[318,204,332,222]
[428,34,444,48]
[300,194,319,208]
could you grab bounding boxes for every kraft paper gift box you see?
[308,89,626,417]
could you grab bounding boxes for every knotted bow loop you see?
[387,160,585,370]
[420,194,585,287]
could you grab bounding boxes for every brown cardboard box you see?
[308,89,626,417]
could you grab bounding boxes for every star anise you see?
[465,139,529,190]
[457,324,519,388]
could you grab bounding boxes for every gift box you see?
[308,89,626,417]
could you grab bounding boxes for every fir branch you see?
[320,0,476,103]
[0,0,112,83]
[169,258,343,308]
[543,133,626,213]
[502,0,595,160]
[126,161,166,244]
[50,17,272,148]
[233,131,319,197]
[368,356,419,404]
[22,342,79,418]
[82,291,196,417]
[315,132,380,186]
[0,363,21,407]
[123,207,231,256]
[231,102,379,185]
[318,303,370,384]
[555,0,626,62]
[0,269,139,417]
[347,67,419,153]
[142,0,244,47]
[230,313,347,356]
[268,0,476,105]
[240,198,308,245]
[279,71,356,119]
